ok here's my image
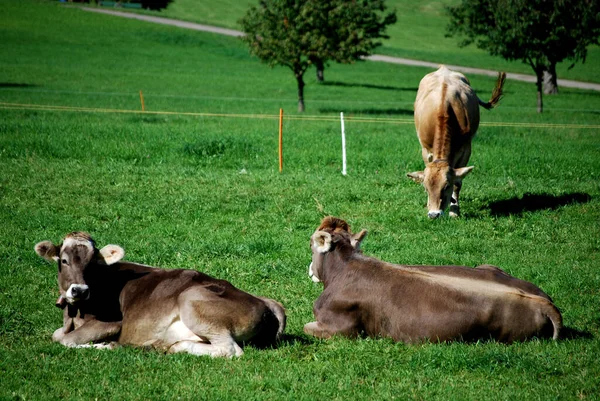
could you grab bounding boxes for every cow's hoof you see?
[449,211,459,218]
[92,342,118,350]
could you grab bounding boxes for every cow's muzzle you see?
[428,210,444,219]
[65,284,90,304]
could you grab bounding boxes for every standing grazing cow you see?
[35,232,286,358]
[408,66,506,218]
[305,217,562,343]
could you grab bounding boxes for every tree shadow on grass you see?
[0,83,38,88]
[485,192,592,217]
[320,80,418,92]
[318,107,414,116]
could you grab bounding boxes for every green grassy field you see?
[147,0,600,84]
[1,1,600,399]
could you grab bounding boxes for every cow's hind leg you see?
[176,299,244,358]
[168,335,243,358]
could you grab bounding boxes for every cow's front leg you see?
[54,320,122,348]
[52,327,68,343]
[449,180,462,217]
[303,321,337,339]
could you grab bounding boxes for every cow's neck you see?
[432,113,452,161]
[82,261,154,316]
[322,249,352,288]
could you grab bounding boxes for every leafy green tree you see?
[310,0,396,82]
[446,0,600,113]
[239,0,396,112]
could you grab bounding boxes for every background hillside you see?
[149,0,600,83]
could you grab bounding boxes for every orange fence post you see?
[139,90,145,112]
[278,108,283,172]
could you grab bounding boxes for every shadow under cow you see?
[485,192,592,217]
[560,326,594,340]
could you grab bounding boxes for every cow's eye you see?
[61,259,68,265]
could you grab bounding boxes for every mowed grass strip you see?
[1,1,599,400]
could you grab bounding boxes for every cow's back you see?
[323,257,558,343]
[414,66,481,154]
[117,268,280,347]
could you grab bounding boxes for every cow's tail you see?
[543,301,563,340]
[261,297,287,341]
[479,72,506,110]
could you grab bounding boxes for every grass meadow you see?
[1,0,600,399]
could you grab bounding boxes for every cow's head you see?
[35,232,124,307]
[308,217,367,283]
[407,159,473,219]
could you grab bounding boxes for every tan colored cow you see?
[305,217,562,343]
[35,232,286,358]
[408,66,506,218]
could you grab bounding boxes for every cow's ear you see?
[351,229,368,250]
[455,166,474,180]
[98,245,125,265]
[35,241,59,263]
[407,171,424,183]
[312,231,333,254]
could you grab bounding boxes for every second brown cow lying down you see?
[35,232,286,358]
[305,217,562,343]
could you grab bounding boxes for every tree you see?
[309,0,397,82]
[446,0,600,112]
[239,0,396,112]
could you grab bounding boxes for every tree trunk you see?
[315,59,324,82]
[296,73,305,112]
[543,63,558,95]
[535,70,544,113]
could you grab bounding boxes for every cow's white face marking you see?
[308,262,321,283]
[65,283,90,304]
[61,238,94,254]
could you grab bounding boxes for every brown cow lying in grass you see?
[35,232,286,358]
[305,217,562,343]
